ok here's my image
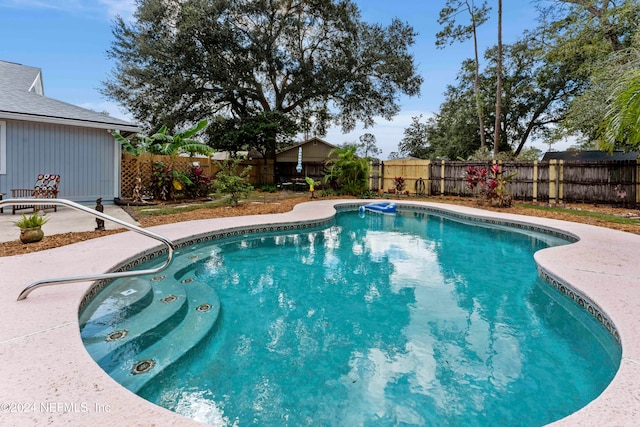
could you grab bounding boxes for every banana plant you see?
[305,176,320,198]
[113,119,214,201]
[146,120,214,159]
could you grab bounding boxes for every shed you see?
[275,137,336,184]
[0,60,140,204]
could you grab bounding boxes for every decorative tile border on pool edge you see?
[78,217,336,312]
[537,267,620,344]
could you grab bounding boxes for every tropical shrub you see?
[150,162,173,200]
[186,165,213,198]
[113,119,213,202]
[324,146,370,196]
[465,164,517,207]
[212,159,254,206]
[151,162,193,200]
[394,176,405,191]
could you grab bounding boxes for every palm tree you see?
[493,0,503,158]
[599,68,640,151]
[324,146,370,196]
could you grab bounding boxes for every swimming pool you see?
[79,207,621,426]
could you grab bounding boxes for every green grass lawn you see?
[520,204,640,225]
[132,191,307,217]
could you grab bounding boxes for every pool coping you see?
[1,199,639,426]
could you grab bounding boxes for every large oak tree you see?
[102,0,423,138]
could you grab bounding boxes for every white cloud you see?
[324,111,434,160]
[98,0,136,20]
[0,0,68,9]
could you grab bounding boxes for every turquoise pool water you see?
[80,210,621,426]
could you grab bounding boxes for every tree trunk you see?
[470,1,487,149]
[493,0,503,158]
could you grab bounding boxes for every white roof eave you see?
[0,111,141,133]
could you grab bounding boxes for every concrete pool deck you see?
[0,199,639,426]
[0,204,139,243]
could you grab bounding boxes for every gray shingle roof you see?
[0,60,140,132]
[542,150,637,161]
[0,60,41,92]
[276,137,336,155]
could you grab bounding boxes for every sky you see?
[0,0,567,159]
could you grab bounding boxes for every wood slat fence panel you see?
[379,159,432,194]
[561,161,636,204]
[379,159,639,207]
[124,155,638,206]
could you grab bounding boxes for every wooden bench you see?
[11,174,60,214]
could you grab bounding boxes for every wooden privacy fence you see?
[122,154,640,206]
[375,159,640,206]
[121,153,274,199]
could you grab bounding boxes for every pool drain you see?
[106,329,128,342]
[196,303,212,312]
[131,360,155,375]
[160,295,178,303]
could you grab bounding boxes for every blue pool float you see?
[359,202,397,215]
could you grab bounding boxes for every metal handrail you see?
[0,198,175,301]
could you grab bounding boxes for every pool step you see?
[79,277,154,333]
[170,250,211,282]
[81,277,189,371]
[106,279,220,393]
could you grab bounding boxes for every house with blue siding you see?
[0,60,140,203]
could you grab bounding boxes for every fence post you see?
[426,160,431,196]
[548,160,565,207]
[532,160,538,205]
[636,159,640,206]
[558,160,564,206]
[549,160,557,206]
[369,160,381,191]
[440,160,446,196]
